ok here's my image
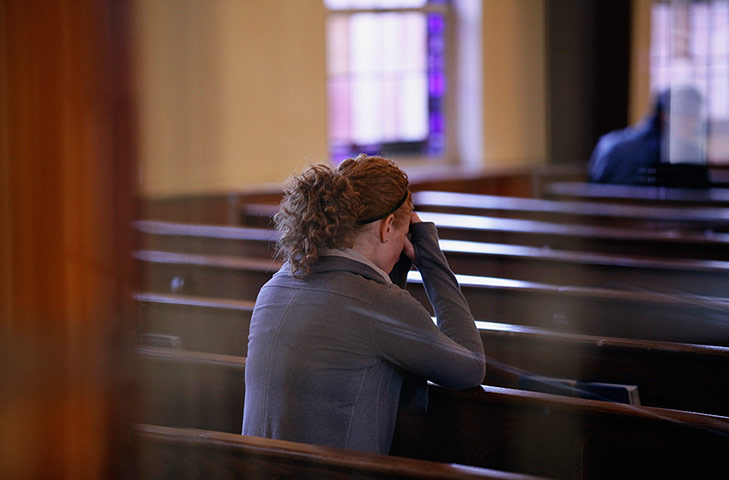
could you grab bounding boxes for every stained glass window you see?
[325,0,449,163]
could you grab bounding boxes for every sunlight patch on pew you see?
[407,269,529,289]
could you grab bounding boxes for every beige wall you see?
[481,0,547,167]
[630,0,653,124]
[134,0,547,197]
[134,0,328,196]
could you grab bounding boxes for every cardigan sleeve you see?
[370,222,485,389]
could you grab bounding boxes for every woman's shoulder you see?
[266,257,398,304]
[371,281,429,319]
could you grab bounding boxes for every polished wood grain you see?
[136,423,547,480]
[413,190,729,230]
[544,181,729,207]
[1,1,137,479]
[134,248,729,345]
[136,348,729,479]
[135,292,729,416]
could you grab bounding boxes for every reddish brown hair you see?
[274,154,411,276]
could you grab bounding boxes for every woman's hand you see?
[403,212,422,262]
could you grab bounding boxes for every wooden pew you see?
[137,215,729,263]
[435,238,729,297]
[543,181,729,207]
[138,345,246,433]
[391,384,729,479]
[135,219,278,258]
[406,270,729,346]
[133,250,278,300]
[134,251,729,345]
[136,348,729,479]
[135,218,729,296]
[475,320,729,416]
[135,292,253,356]
[135,423,548,480]
[135,292,729,416]
[135,230,729,299]
[419,211,729,260]
[411,190,729,231]
[238,202,279,227]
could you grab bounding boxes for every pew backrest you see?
[543,181,729,207]
[136,348,729,479]
[135,292,253,356]
[419,211,729,260]
[135,292,729,416]
[135,220,278,257]
[133,249,729,345]
[412,190,729,230]
[135,423,550,480]
[138,346,246,433]
[392,384,729,479]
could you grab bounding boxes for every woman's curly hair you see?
[274,154,411,276]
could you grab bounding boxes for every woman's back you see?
[242,155,485,454]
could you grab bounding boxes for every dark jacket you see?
[588,114,662,185]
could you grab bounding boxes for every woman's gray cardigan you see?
[242,222,485,454]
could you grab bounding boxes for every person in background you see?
[588,85,707,186]
[242,154,485,454]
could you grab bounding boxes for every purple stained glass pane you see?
[426,11,446,156]
[429,112,443,133]
[428,72,445,96]
[427,53,438,71]
[429,37,445,55]
[428,13,444,33]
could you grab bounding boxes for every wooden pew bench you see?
[135,219,729,296]
[135,292,729,416]
[136,347,729,479]
[543,181,729,208]
[135,220,277,258]
[133,250,278,300]
[435,238,729,297]
[135,423,548,480]
[391,384,729,479]
[418,211,729,260]
[475,320,729,416]
[138,345,246,433]
[406,270,729,345]
[134,251,729,345]
[412,190,729,231]
[136,215,729,263]
[135,292,253,356]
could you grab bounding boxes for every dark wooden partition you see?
[0,1,138,479]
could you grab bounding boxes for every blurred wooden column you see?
[1,0,138,479]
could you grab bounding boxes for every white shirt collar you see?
[319,247,392,284]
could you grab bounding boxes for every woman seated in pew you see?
[242,154,485,454]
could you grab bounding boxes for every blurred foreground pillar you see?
[1,0,138,478]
